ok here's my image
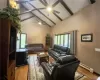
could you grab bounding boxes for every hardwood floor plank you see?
[15,65,28,80]
[77,66,98,80]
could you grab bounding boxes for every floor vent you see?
[80,63,94,73]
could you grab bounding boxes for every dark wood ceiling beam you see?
[19,9,35,15]
[21,16,35,22]
[21,4,51,27]
[19,8,46,15]
[39,0,47,6]
[53,12,62,21]
[30,12,51,27]
[39,0,62,21]
[28,2,56,25]
[58,0,73,15]
[52,1,59,7]
[90,0,95,4]
[43,0,48,5]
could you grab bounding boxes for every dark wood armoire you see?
[0,19,17,80]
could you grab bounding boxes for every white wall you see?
[0,0,7,9]
[21,18,51,46]
[51,0,100,74]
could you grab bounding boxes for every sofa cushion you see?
[53,49,61,53]
[48,49,61,61]
[53,45,70,54]
[61,47,68,52]
[59,51,66,54]
[26,44,43,48]
[48,45,71,62]
[49,50,59,56]
[57,55,77,65]
[26,44,44,52]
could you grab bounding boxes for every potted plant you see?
[46,34,50,37]
[0,6,21,32]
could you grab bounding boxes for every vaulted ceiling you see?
[17,0,95,27]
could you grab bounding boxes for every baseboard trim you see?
[79,63,93,73]
[94,72,100,76]
[80,63,100,76]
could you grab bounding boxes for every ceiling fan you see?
[18,0,60,16]
[34,0,60,14]
[18,0,60,14]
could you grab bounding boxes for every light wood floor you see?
[77,67,98,80]
[15,65,28,80]
[15,54,99,80]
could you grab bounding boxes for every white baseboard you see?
[80,63,94,73]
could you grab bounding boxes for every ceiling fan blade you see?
[39,0,47,6]
[53,10,60,14]
[43,0,48,5]
[52,1,59,7]
[32,8,46,11]
[36,8,46,10]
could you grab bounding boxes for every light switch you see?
[95,48,100,52]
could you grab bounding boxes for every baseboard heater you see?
[79,63,94,73]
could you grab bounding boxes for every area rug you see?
[28,55,88,80]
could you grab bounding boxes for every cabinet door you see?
[8,70,12,80]
[8,66,13,80]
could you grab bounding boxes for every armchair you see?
[41,55,80,80]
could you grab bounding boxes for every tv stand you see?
[16,49,28,67]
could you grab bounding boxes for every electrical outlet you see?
[95,48,100,52]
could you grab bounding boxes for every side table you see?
[37,52,49,64]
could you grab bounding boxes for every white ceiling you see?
[18,0,91,27]
[63,0,91,13]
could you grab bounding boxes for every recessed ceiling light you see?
[46,6,52,12]
[38,22,42,25]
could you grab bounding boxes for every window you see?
[54,36,57,45]
[16,34,20,49]
[54,33,70,48]
[54,31,77,54]
[60,35,64,46]
[64,34,68,47]
[20,34,27,48]
[57,35,60,45]
[16,33,27,49]
[68,34,71,48]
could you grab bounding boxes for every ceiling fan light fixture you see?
[46,6,52,12]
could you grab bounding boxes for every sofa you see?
[26,44,45,53]
[48,45,71,61]
[41,55,80,80]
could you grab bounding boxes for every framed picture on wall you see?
[81,34,93,42]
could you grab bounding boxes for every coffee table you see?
[37,52,49,64]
